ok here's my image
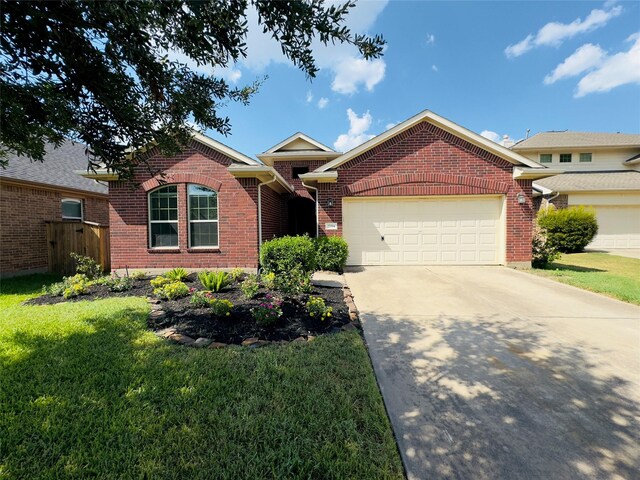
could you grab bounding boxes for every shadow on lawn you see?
[544,263,605,273]
[364,313,639,479]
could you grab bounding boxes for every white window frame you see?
[148,185,179,249]
[539,153,552,164]
[61,198,83,221]
[187,184,219,249]
[579,152,592,163]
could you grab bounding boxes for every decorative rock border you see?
[148,290,361,349]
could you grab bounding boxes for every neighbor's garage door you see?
[342,196,504,266]
[588,206,640,249]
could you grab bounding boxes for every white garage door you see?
[589,206,640,249]
[343,196,504,266]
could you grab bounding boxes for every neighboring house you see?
[512,132,640,249]
[83,109,558,270]
[0,141,109,276]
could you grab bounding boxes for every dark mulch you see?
[26,274,351,344]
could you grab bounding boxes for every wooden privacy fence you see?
[46,221,110,275]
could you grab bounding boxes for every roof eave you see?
[513,167,564,180]
[298,171,338,183]
[76,169,120,181]
[227,165,294,193]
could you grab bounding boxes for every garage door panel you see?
[587,205,640,250]
[343,197,503,265]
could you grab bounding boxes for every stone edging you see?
[148,286,361,349]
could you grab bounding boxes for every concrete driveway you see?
[345,266,640,480]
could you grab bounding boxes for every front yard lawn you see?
[0,275,403,479]
[530,253,640,305]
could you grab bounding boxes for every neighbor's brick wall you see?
[0,182,108,276]
[108,140,260,269]
[316,121,534,264]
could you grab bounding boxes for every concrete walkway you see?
[345,266,640,480]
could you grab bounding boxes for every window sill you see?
[147,248,181,254]
[187,248,221,253]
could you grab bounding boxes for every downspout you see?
[257,175,278,247]
[545,191,560,210]
[301,180,319,238]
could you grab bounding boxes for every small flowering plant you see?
[306,296,332,321]
[190,290,214,308]
[210,299,234,317]
[251,294,283,326]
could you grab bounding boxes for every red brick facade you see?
[0,181,108,276]
[315,122,534,264]
[108,141,260,269]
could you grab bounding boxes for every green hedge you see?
[314,236,349,273]
[537,206,598,253]
[260,235,317,274]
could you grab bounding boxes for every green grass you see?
[530,253,640,305]
[0,275,402,479]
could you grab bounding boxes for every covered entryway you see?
[342,196,504,266]
[287,197,316,237]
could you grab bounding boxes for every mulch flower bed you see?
[27,273,358,347]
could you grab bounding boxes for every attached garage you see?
[343,196,505,266]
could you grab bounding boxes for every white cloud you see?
[505,4,623,58]
[480,130,518,146]
[334,108,376,152]
[385,122,396,130]
[306,91,314,103]
[166,49,243,83]
[432,64,439,72]
[426,33,435,45]
[544,43,606,84]
[576,33,640,97]
[331,57,386,94]
[317,97,329,109]
[241,1,389,94]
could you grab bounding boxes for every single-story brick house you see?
[82,109,559,270]
[0,141,109,277]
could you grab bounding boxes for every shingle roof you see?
[0,141,108,194]
[534,171,640,192]
[513,131,640,150]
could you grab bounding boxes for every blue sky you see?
[199,0,640,157]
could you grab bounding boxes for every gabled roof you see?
[513,131,640,150]
[315,109,544,173]
[263,132,335,154]
[0,140,108,195]
[533,171,640,193]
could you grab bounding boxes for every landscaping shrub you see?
[532,226,561,268]
[130,270,146,280]
[210,298,234,317]
[314,236,349,273]
[103,272,134,292]
[241,274,260,299]
[306,296,333,321]
[190,290,214,308]
[62,274,90,299]
[153,281,189,300]
[165,267,188,281]
[229,268,245,283]
[261,272,276,290]
[70,252,102,279]
[273,266,312,297]
[198,270,230,292]
[537,206,598,253]
[150,275,171,288]
[251,294,283,326]
[260,235,316,275]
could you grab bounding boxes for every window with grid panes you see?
[188,184,218,247]
[148,185,178,247]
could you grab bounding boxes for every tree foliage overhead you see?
[0,0,384,179]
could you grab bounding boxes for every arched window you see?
[188,184,218,247]
[148,185,178,248]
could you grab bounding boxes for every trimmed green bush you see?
[537,206,598,253]
[314,236,349,273]
[260,235,316,274]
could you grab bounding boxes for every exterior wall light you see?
[517,193,526,204]
[327,198,334,207]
